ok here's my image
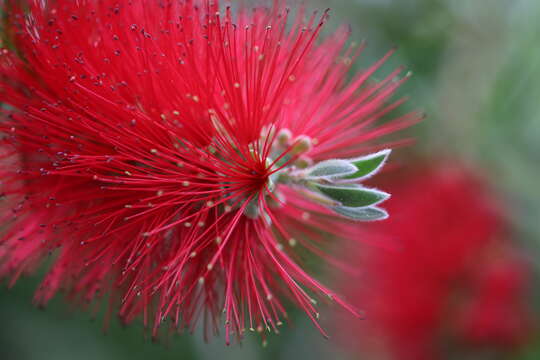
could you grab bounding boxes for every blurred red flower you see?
[339,165,533,359]
[0,0,419,343]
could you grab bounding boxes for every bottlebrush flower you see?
[337,165,533,359]
[0,0,420,343]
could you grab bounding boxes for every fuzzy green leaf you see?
[333,206,388,221]
[306,159,358,180]
[343,149,391,180]
[312,183,390,207]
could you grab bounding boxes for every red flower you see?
[456,249,532,349]
[0,0,419,343]
[339,165,532,359]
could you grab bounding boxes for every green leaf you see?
[342,149,391,180]
[333,206,388,221]
[306,159,358,180]
[312,183,390,207]
[296,187,341,207]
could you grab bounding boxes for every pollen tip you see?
[276,128,292,147]
[290,135,312,155]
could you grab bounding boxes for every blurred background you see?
[1,0,540,359]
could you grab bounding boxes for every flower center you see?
[242,127,314,221]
